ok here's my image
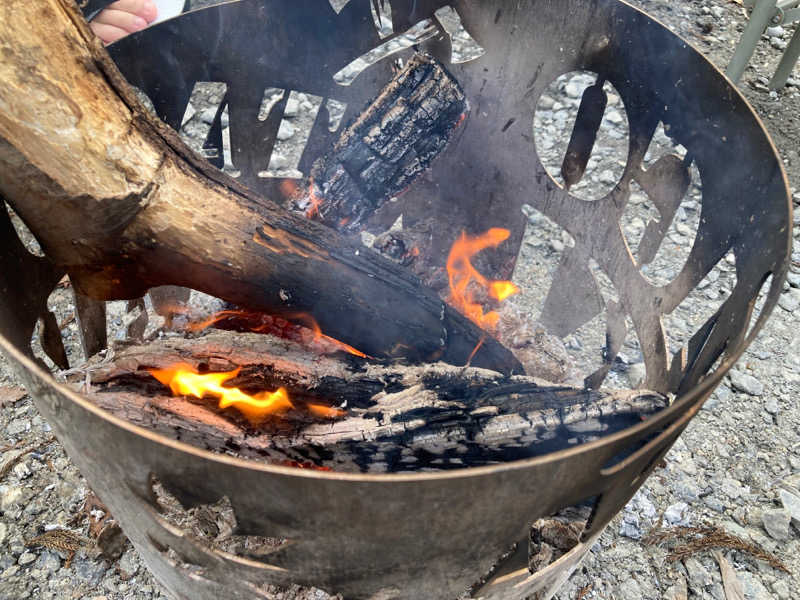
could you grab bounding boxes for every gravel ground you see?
[2,1,800,599]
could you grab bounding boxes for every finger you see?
[102,0,158,23]
[89,22,131,45]
[92,8,149,34]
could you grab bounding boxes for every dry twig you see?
[644,525,789,574]
[25,529,91,568]
[576,583,593,599]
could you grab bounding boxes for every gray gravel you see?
[2,0,800,598]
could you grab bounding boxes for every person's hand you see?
[89,0,158,45]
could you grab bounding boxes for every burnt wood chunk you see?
[80,331,668,474]
[304,54,468,233]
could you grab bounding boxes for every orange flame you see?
[306,180,323,218]
[149,364,345,424]
[446,228,520,331]
[149,364,294,424]
[292,312,369,358]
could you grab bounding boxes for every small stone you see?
[778,488,800,525]
[1,485,23,510]
[616,578,643,599]
[665,501,690,526]
[538,94,555,110]
[564,80,584,99]
[6,418,30,436]
[269,153,289,170]
[12,462,31,479]
[663,576,688,600]
[619,511,641,540]
[787,272,800,288]
[283,98,300,117]
[198,107,217,124]
[766,26,785,38]
[605,108,623,124]
[772,579,791,599]
[771,37,788,50]
[683,556,712,589]
[738,572,773,600]
[73,556,107,585]
[118,549,139,578]
[35,550,61,574]
[762,508,791,540]
[277,121,295,141]
[18,552,36,566]
[710,6,724,18]
[779,288,800,312]
[720,477,745,499]
[550,239,565,253]
[764,397,779,415]
[674,478,702,502]
[598,169,617,185]
[729,370,764,396]
[2,565,19,578]
[0,522,6,545]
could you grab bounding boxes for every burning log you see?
[76,330,668,473]
[0,0,520,374]
[295,54,468,234]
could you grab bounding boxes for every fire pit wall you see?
[0,0,792,598]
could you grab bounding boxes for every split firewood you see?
[0,0,520,375]
[76,331,668,473]
[292,54,468,234]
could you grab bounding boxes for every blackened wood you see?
[81,331,667,473]
[303,54,468,234]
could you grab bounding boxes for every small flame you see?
[185,309,250,333]
[446,228,520,331]
[489,281,519,302]
[306,403,347,419]
[306,180,323,218]
[293,313,369,358]
[187,309,369,358]
[149,363,295,424]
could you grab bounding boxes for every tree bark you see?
[0,0,520,374]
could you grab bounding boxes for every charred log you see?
[77,331,668,473]
[298,54,468,234]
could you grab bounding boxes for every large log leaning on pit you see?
[77,331,668,473]
[0,0,519,374]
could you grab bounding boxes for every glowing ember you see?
[446,228,520,331]
[306,180,324,218]
[149,364,294,424]
[187,309,369,358]
[293,312,369,358]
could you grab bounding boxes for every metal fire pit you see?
[0,0,792,598]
